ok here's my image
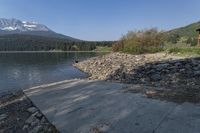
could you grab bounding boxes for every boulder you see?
[27,107,38,114]
[150,74,162,81]
[0,114,7,121]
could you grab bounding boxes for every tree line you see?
[0,34,113,51]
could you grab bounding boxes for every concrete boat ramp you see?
[24,79,200,133]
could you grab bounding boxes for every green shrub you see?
[112,28,165,54]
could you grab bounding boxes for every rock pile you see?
[0,91,58,133]
[74,52,181,81]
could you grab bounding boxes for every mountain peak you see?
[0,18,51,32]
[0,18,79,41]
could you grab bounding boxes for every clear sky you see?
[0,0,200,41]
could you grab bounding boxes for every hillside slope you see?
[167,21,200,38]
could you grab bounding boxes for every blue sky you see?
[0,0,200,41]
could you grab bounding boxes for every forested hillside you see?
[0,34,113,51]
[166,21,200,45]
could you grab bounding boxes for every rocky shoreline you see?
[0,90,59,133]
[74,52,182,80]
[74,52,200,103]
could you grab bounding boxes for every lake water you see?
[0,52,101,94]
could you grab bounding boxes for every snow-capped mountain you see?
[0,18,79,41]
[0,18,50,32]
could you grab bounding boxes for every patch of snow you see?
[26,28,36,31]
[24,24,37,28]
[2,26,17,31]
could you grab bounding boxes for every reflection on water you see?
[0,52,100,93]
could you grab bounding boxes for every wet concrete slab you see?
[24,79,200,133]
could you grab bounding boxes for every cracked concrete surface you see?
[24,79,200,133]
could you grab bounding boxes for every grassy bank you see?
[93,46,112,52]
[166,47,200,56]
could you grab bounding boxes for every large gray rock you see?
[27,107,38,113]
[151,74,162,81]
[25,114,38,124]
[193,71,200,77]
[0,114,7,121]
